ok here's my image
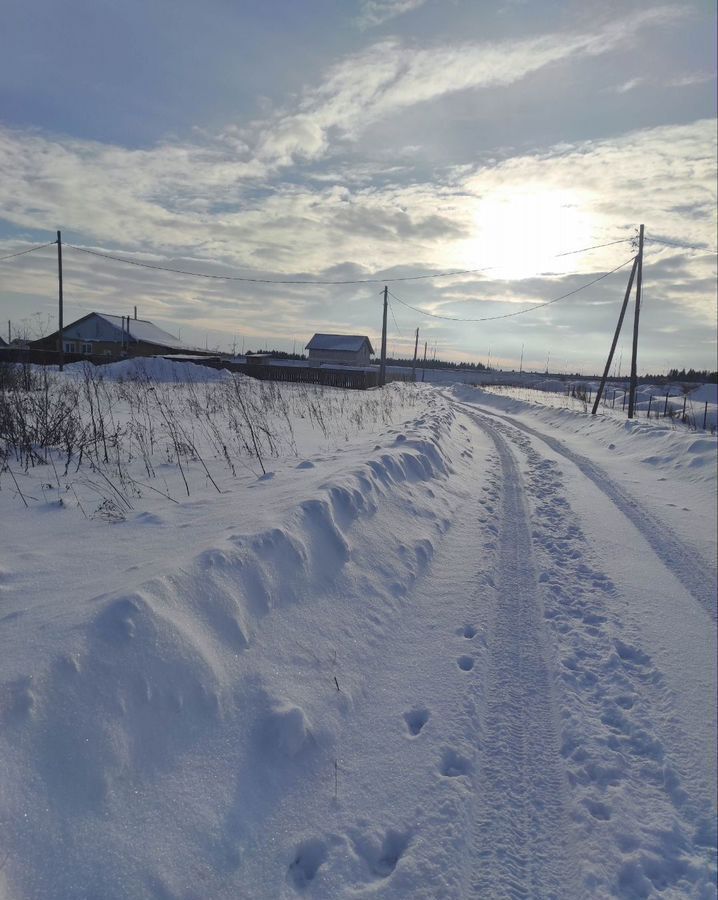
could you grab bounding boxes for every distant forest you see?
[664,368,718,383]
[385,356,488,371]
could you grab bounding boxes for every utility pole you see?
[57,230,64,371]
[379,286,388,386]
[627,224,644,419]
[422,340,427,382]
[411,327,419,381]
[519,343,524,375]
[592,256,638,415]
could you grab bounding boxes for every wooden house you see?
[31,312,196,358]
[305,333,374,366]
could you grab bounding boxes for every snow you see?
[306,334,373,353]
[0,360,716,899]
[63,356,232,382]
[94,313,197,351]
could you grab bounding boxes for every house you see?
[0,334,6,347]
[305,333,374,366]
[31,312,198,359]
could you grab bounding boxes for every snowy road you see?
[483,408,717,621]
[454,402,716,898]
[468,412,575,898]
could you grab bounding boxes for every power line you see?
[388,256,636,323]
[63,237,633,286]
[387,297,402,337]
[554,238,635,257]
[645,237,718,254]
[0,242,56,261]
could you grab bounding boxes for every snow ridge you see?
[0,399,461,900]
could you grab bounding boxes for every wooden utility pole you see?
[627,224,644,419]
[411,327,419,381]
[519,343,524,375]
[421,340,427,382]
[591,256,638,415]
[379,286,388,386]
[57,230,64,371]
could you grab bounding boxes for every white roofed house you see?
[305,333,374,367]
[31,312,200,359]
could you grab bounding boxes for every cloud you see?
[355,0,429,30]
[0,5,714,369]
[612,77,645,94]
[666,71,716,88]
[253,5,685,164]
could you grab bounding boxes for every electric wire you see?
[63,237,633,285]
[387,297,402,336]
[645,237,718,254]
[387,255,637,323]
[0,242,55,261]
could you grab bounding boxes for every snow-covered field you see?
[1,360,716,899]
[481,380,718,431]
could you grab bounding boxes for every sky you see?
[0,0,716,372]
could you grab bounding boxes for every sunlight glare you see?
[463,187,595,281]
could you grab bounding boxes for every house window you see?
[81,343,92,354]
[63,341,76,353]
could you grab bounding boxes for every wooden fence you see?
[189,359,412,390]
[0,348,412,391]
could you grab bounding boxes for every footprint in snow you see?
[288,837,328,889]
[350,827,411,879]
[457,655,475,671]
[439,748,472,777]
[403,707,430,736]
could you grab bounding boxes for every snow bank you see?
[62,356,233,383]
[690,382,718,405]
[453,384,718,479]
[0,389,466,899]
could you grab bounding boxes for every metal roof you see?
[94,314,191,349]
[306,333,374,354]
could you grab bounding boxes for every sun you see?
[460,186,595,281]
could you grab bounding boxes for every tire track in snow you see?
[487,410,717,622]
[467,408,717,897]
[468,414,577,899]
